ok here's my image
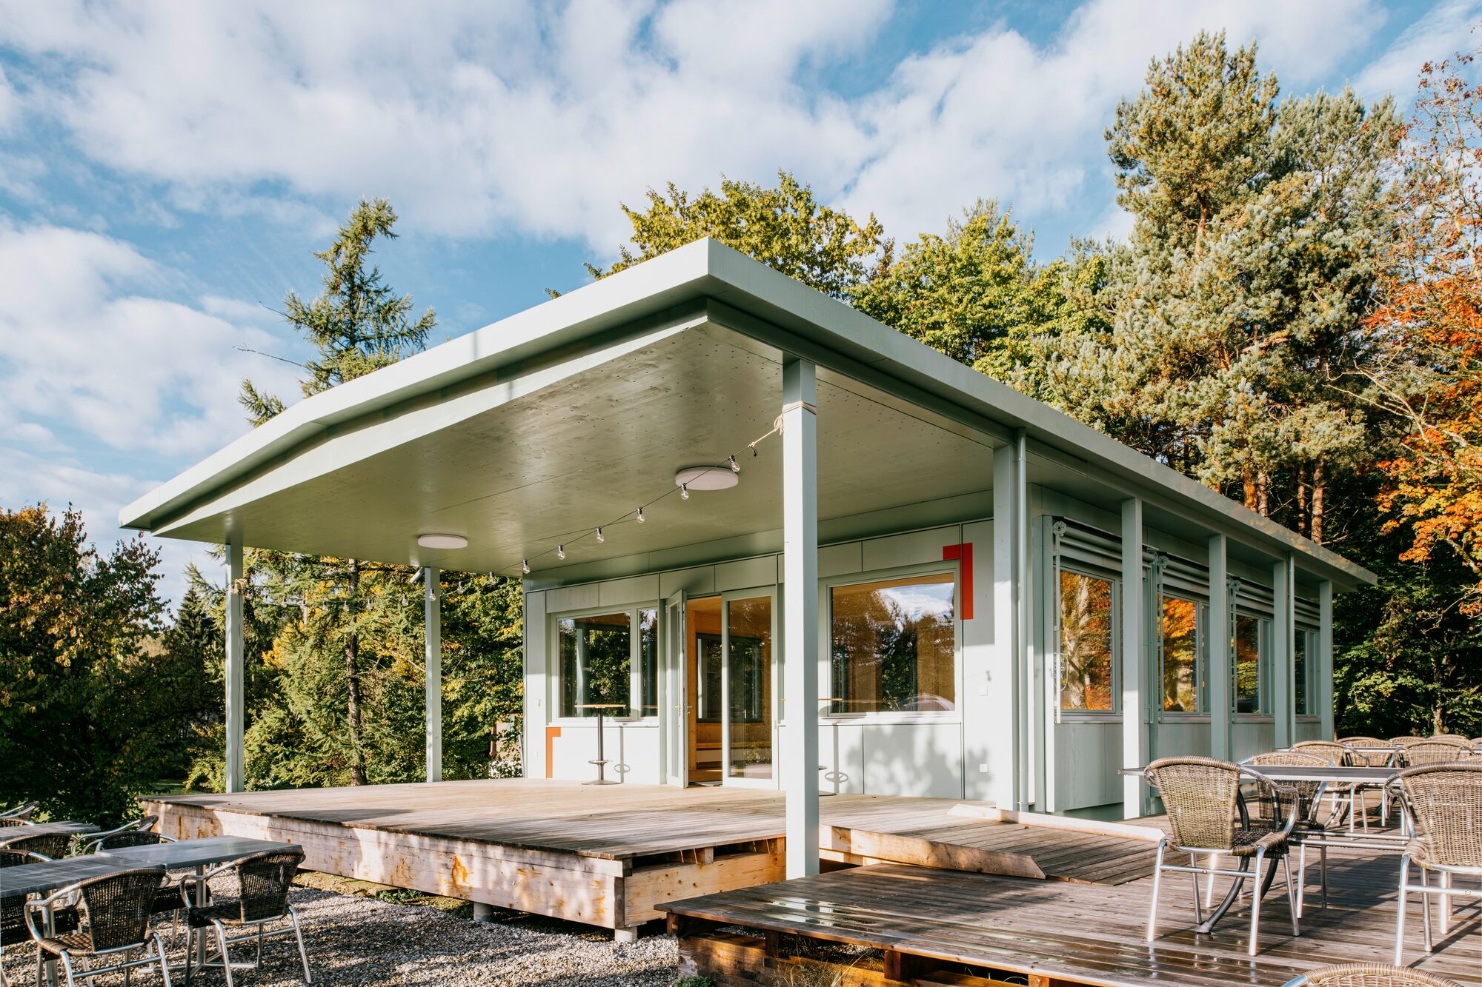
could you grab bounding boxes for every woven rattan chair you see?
[1282,962,1463,986]
[1,848,52,987]
[23,867,170,987]
[0,803,36,821]
[1429,734,1469,743]
[1392,762,1482,965]
[1339,736,1400,827]
[1391,736,1427,748]
[181,847,310,986]
[78,818,184,921]
[1245,750,1334,916]
[1401,739,1473,767]
[1145,756,1299,956]
[0,831,71,861]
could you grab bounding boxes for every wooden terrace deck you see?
[144,780,1157,938]
[663,839,1481,987]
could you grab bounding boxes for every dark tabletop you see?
[0,856,143,899]
[99,835,297,870]
[0,822,99,839]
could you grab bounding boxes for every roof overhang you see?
[121,238,1376,591]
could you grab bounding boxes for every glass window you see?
[1294,628,1310,716]
[727,596,773,780]
[830,572,956,713]
[1059,570,1115,712]
[558,612,631,717]
[639,608,658,717]
[1161,596,1200,713]
[1234,612,1265,714]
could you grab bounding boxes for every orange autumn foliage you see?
[1370,51,1482,611]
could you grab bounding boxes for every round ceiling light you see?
[416,533,468,550]
[675,466,739,491]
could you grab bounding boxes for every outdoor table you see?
[0,821,98,840]
[101,835,300,973]
[575,703,627,785]
[1240,763,1410,850]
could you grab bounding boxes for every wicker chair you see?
[1392,762,1482,965]
[1144,757,1299,956]
[0,803,36,821]
[1401,740,1473,768]
[1429,734,1470,744]
[1244,750,1333,916]
[1,848,52,987]
[1339,736,1400,827]
[23,867,170,987]
[78,818,184,920]
[1391,736,1428,748]
[1282,962,1463,986]
[181,847,311,986]
[0,831,71,861]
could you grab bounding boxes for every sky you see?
[1,0,1477,608]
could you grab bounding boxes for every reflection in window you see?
[639,609,658,717]
[830,573,956,713]
[1294,628,1309,716]
[559,612,631,717]
[1161,596,1200,713]
[1235,613,1264,714]
[1060,570,1115,712]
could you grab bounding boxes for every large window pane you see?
[830,573,956,713]
[559,612,631,717]
[639,608,658,717]
[727,596,773,780]
[1060,570,1115,712]
[1234,613,1264,714]
[1294,629,1309,716]
[1161,596,1200,713]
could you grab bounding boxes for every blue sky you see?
[0,0,1475,606]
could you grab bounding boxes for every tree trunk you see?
[1256,469,1270,516]
[1311,461,1325,545]
[345,559,367,786]
[1296,467,1308,536]
[1242,468,1259,511]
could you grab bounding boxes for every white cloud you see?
[0,0,1398,251]
[0,220,303,460]
[1354,0,1482,102]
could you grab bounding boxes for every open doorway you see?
[685,592,775,785]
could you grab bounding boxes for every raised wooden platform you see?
[663,843,1481,987]
[144,780,1158,938]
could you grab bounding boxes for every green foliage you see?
[853,200,1043,371]
[592,171,888,298]
[0,505,182,824]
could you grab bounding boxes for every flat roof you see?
[121,238,1374,589]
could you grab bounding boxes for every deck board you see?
[664,848,1480,986]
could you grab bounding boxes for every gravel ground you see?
[2,884,681,987]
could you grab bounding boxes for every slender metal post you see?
[225,540,245,793]
[1208,534,1230,760]
[425,566,442,783]
[781,356,819,879]
[1121,498,1146,816]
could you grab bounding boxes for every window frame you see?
[821,561,962,724]
[1157,592,1207,717]
[551,603,659,722]
[1055,563,1121,719]
[1294,624,1318,719]
[1232,609,1271,718]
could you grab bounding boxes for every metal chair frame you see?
[0,804,36,821]
[180,848,311,986]
[22,867,171,987]
[1243,750,1335,917]
[1390,763,1482,966]
[1145,756,1300,957]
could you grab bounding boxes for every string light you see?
[501,415,783,575]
